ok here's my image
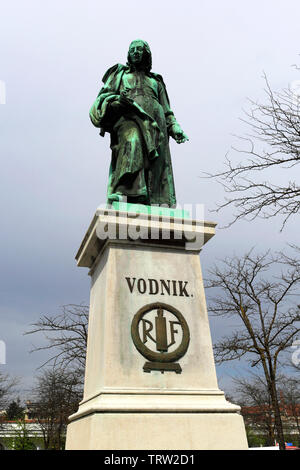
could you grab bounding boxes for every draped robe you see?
[89,64,178,206]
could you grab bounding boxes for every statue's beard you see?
[129,60,147,71]
[127,54,151,73]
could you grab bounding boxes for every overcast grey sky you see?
[1,0,299,395]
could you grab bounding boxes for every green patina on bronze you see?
[111,201,190,219]
[89,39,188,207]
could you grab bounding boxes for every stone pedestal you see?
[65,207,248,450]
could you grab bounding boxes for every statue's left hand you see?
[170,123,189,144]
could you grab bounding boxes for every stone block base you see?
[66,412,248,450]
[66,208,248,450]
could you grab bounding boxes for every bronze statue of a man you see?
[89,39,188,207]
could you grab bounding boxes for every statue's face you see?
[128,41,144,65]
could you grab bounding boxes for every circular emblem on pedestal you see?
[131,302,190,373]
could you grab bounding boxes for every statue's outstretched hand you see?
[170,123,189,144]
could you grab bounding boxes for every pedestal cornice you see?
[76,207,217,269]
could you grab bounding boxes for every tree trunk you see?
[269,380,285,450]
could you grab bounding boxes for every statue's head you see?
[127,39,152,72]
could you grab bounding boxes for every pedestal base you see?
[66,208,248,450]
[66,412,247,450]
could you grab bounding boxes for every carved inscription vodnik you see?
[125,277,190,297]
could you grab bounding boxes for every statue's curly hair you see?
[127,39,152,73]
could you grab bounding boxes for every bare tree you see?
[0,373,18,411]
[206,249,300,450]
[208,72,300,230]
[278,375,300,445]
[0,372,19,449]
[25,304,89,376]
[31,367,82,450]
[233,374,275,446]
